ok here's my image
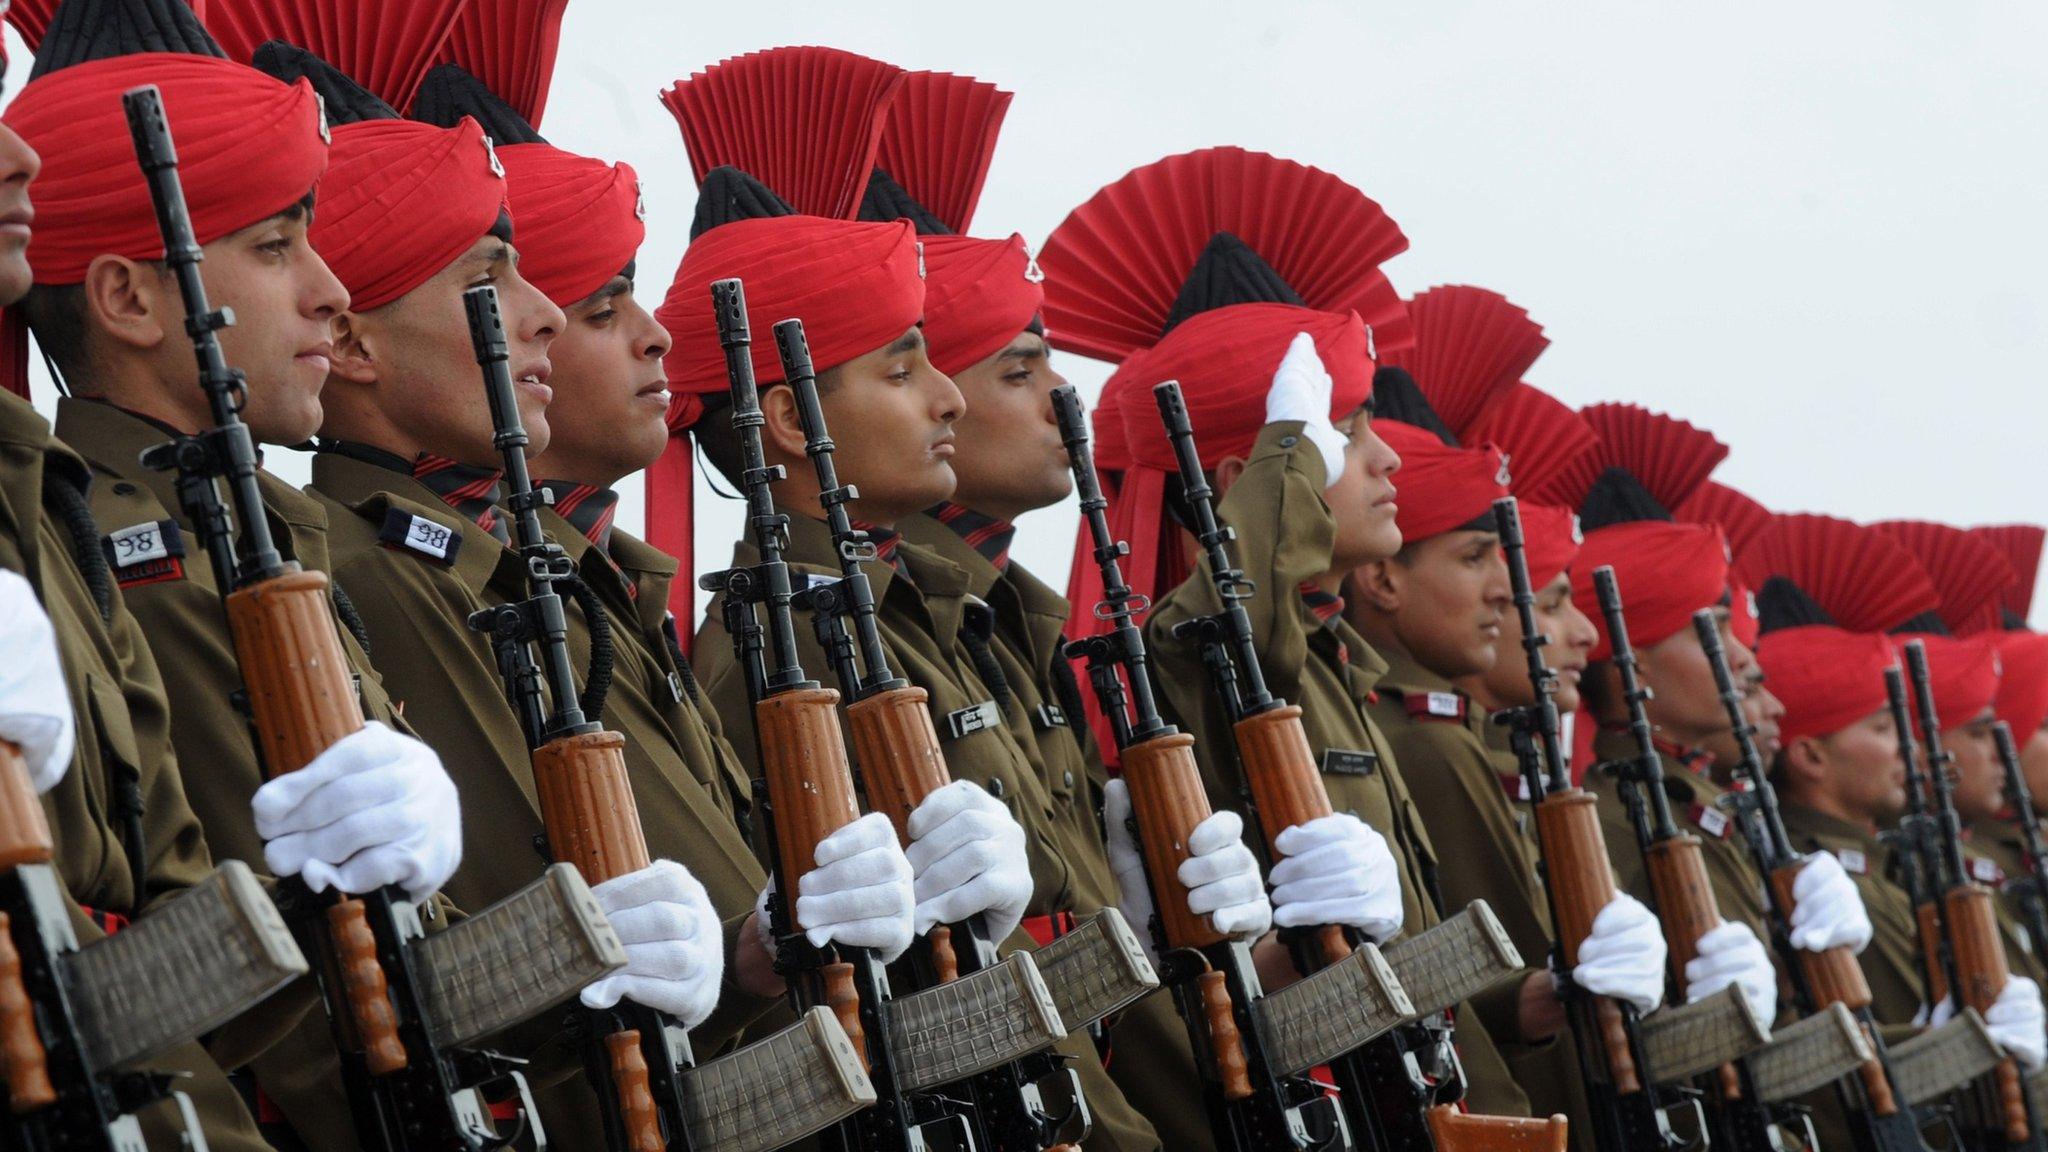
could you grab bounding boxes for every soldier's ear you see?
[1781,735,1828,785]
[1212,455,1247,500]
[757,383,807,459]
[81,254,171,353]
[1349,558,1402,613]
[328,312,379,385]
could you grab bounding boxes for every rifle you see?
[0,738,310,1151]
[1492,500,1753,1152]
[774,317,1150,1152]
[1055,384,1430,1152]
[1152,382,1557,1151]
[1898,641,2045,1151]
[699,280,1070,1152]
[125,84,626,1150]
[1991,722,2048,972]
[1697,611,1953,1150]
[460,288,877,1152]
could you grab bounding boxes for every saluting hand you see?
[1263,331,1348,488]
[0,568,75,794]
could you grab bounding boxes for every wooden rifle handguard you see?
[1767,862,1898,1114]
[847,687,964,980]
[1646,832,1744,1098]
[1231,706,1350,963]
[0,741,54,1111]
[226,570,403,1074]
[1945,884,2029,1142]
[1532,788,1640,1094]
[1425,1105,1570,1151]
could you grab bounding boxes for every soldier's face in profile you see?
[1811,709,1906,821]
[1945,711,2006,822]
[1325,408,1402,572]
[812,327,964,523]
[944,330,1072,520]
[1473,570,1597,712]
[0,120,36,308]
[1370,528,1511,680]
[530,274,672,486]
[1635,610,1746,751]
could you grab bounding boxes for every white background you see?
[11,0,2046,626]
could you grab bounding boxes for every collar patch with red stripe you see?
[1970,857,2006,885]
[1689,802,1732,839]
[102,519,185,588]
[1405,690,1466,721]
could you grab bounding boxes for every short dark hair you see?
[689,366,845,488]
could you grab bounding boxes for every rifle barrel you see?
[1594,568,1682,840]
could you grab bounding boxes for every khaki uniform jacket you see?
[896,513,1200,1152]
[692,508,1162,1151]
[1371,646,1588,1138]
[307,451,777,1151]
[1141,420,1530,1117]
[0,392,272,1150]
[1778,805,1926,1025]
[57,398,409,1148]
[1968,821,2048,985]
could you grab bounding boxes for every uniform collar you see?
[926,501,1017,572]
[320,439,509,543]
[748,509,972,644]
[1777,801,1884,848]
[538,480,619,550]
[309,449,520,599]
[1376,639,1483,730]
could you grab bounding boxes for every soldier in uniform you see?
[850,70,1210,1150]
[1957,525,2048,917]
[1564,405,1873,1020]
[11,8,479,1141]
[1344,369,1702,1141]
[661,48,1249,1151]
[1038,144,1535,1117]
[261,43,920,1149]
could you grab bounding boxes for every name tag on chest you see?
[102,519,185,587]
[1322,748,1378,777]
[1834,848,1868,875]
[1690,802,1732,839]
[945,700,1003,740]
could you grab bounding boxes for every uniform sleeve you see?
[103,591,215,914]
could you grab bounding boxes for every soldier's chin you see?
[0,257,29,309]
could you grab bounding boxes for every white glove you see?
[906,780,1032,943]
[763,812,914,963]
[1573,893,1668,1014]
[1685,920,1778,1025]
[0,569,74,793]
[252,721,461,901]
[1263,332,1347,487]
[1104,779,1271,961]
[1929,978,2047,1071]
[1788,852,1873,954]
[580,860,724,1029]
[1269,813,1404,944]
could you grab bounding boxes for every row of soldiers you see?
[0,0,2044,1149]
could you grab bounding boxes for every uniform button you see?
[1063,770,1075,789]
[112,482,137,496]
[985,777,1005,799]
[1279,435,1298,449]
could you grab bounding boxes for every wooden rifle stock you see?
[1531,789,1639,1094]
[1230,705,1349,963]
[224,568,404,1076]
[846,686,960,982]
[754,687,869,1068]
[1425,1105,1570,1151]
[1944,883,2029,1142]
[0,738,52,1113]
[532,729,662,1152]
[1120,732,1251,1099]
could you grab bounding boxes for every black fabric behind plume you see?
[33,0,221,79]
[690,166,797,239]
[412,63,546,145]
[859,169,953,236]
[1370,366,1459,446]
[1756,576,1835,635]
[1579,467,1674,533]
[1892,611,1950,637]
[252,40,396,123]
[1162,231,1304,335]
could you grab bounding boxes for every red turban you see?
[1520,502,1582,589]
[1573,521,1731,662]
[1759,626,1897,745]
[655,216,924,407]
[499,142,644,308]
[921,233,1042,378]
[1729,581,1761,649]
[1908,633,2002,734]
[314,116,508,311]
[5,54,327,285]
[1374,421,1510,544]
[1995,631,2048,738]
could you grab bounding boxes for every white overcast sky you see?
[11,1,2046,625]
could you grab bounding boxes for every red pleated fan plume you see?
[5,0,67,48]
[1037,146,1410,363]
[1378,285,1547,440]
[1737,514,1938,633]
[1545,402,1728,514]
[873,69,1012,235]
[660,45,907,220]
[206,0,468,110]
[1675,481,1772,559]
[1472,382,1596,507]
[1873,520,2016,636]
[428,0,567,125]
[1970,524,2044,623]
